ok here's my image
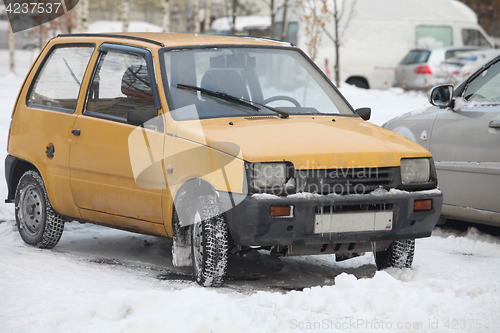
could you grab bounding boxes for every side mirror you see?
[429,85,454,108]
[127,109,156,127]
[355,107,371,121]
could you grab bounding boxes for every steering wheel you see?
[262,95,301,107]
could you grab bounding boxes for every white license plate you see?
[314,211,393,234]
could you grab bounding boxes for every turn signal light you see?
[270,205,293,217]
[413,199,432,211]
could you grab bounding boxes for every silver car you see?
[384,54,500,227]
[394,46,482,90]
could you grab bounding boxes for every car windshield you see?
[161,47,353,120]
[463,59,500,103]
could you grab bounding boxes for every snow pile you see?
[1,219,499,332]
[52,267,498,333]
[339,85,429,126]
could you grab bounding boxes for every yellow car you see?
[5,33,442,287]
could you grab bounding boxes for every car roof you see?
[56,32,292,49]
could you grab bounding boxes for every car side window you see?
[463,60,500,102]
[28,45,94,112]
[462,29,491,47]
[85,51,158,122]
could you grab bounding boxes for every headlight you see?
[400,158,430,184]
[253,163,287,188]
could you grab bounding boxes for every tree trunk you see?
[8,26,15,75]
[81,0,89,33]
[121,0,130,33]
[75,2,82,32]
[162,0,170,33]
[269,0,275,38]
[280,0,288,41]
[333,0,340,87]
[193,0,200,33]
[204,0,212,32]
[231,0,238,35]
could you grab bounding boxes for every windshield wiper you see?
[177,83,289,118]
[63,58,81,86]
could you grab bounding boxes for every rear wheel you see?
[375,239,415,270]
[191,196,228,287]
[15,170,64,249]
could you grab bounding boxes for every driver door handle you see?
[72,129,81,136]
[489,120,500,129]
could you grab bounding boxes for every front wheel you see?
[15,170,64,249]
[191,196,229,287]
[375,239,415,270]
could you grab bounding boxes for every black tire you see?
[191,195,228,287]
[15,170,64,249]
[436,216,447,225]
[346,78,369,89]
[375,239,415,270]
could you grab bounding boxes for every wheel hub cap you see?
[18,185,44,236]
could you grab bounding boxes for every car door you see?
[69,43,165,225]
[430,59,500,218]
[11,43,95,218]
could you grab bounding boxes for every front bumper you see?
[221,189,442,247]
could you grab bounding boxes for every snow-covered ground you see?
[1,50,499,333]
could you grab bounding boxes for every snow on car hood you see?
[173,115,431,169]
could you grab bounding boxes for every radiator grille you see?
[296,167,398,195]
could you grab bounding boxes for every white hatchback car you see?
[394,46,483,90]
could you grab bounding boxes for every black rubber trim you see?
[57,33,166,47]
[4,155,17,202]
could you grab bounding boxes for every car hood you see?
[172,115,431,169]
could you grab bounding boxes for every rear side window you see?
[400,50,430,65]
[28,45,94,112]
[462,29,491,47]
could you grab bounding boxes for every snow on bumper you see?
[220,188,443,247]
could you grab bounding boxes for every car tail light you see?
[415,65,432,74]
[6,120,11,152]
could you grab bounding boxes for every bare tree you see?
[81,0,89,32]
[162,0,170,32]
[263,0,287,39]
[280,0,288,40]
[120,0,130,32]
[204,0,212,31]
[269,0,275,38]
[295,0,330,62]
[230,0,238,34]
[8,26,15,75]
[323,0,356,87]
[297,0,355,86]
[322,0,356,87]
[193,0,201,33]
